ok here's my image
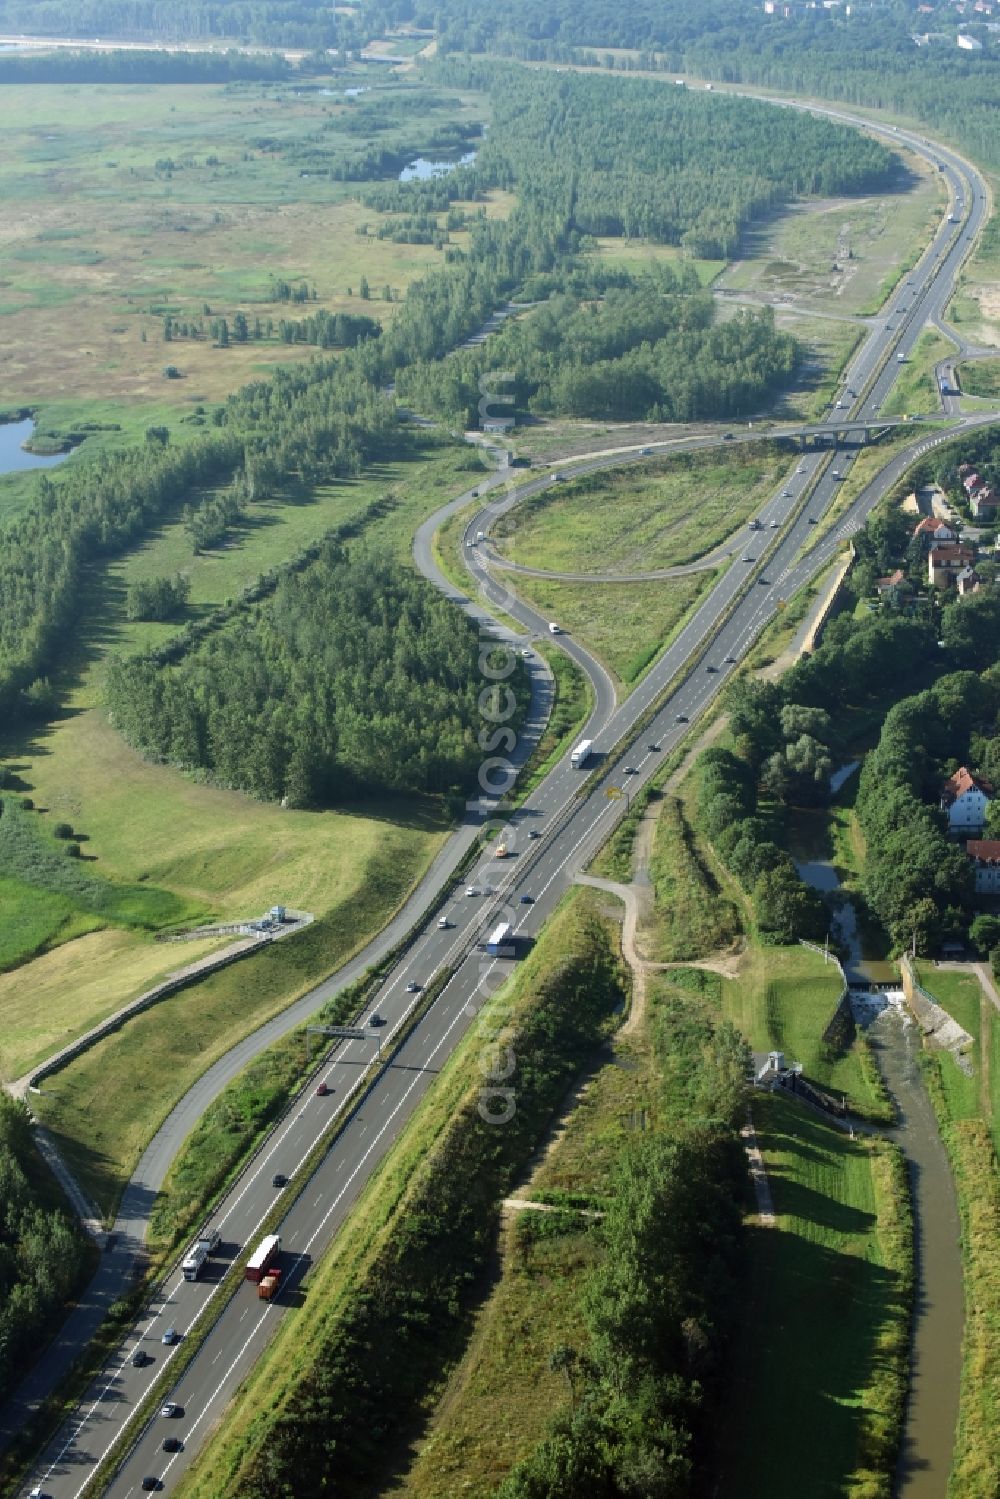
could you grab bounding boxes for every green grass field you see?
[31,813,447,1218]
[717,1092,910,1499]
[916,962,1000,1496]
[958,359,1000,401]
[510,571,716,689]
[491,444,791,574]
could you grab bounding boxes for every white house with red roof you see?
[967,840,1000,894]
[941,767,993,831]
[913,516,956,546]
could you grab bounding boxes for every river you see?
[792,796,963,1498]
[0,418,71,475]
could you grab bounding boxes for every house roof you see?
[968,840,1000,864]
[963,472,983,493]
[913,516,954,537]
[930,543,976,565]
[875,568,908,589]
[943,767,994,805]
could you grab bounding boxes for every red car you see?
[316,1082,330,1097]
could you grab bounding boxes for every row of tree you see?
[105,545,513,806]
[0,1095,91,1403]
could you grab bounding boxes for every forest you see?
[0,0,357,47]
[0,47,291,83]
[0,1094,91,1404]
[104,545,515,807]
[390,0,1000,176]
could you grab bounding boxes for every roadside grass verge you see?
[958,359,1000,401]
[490,444,792,575]
[881,330,955,416]
[716,1091,912,1499]
[644,790,743,961]
[510,570,717,691]
[514,643,593,799]
[179,893,626,1499]
[772,314,865,422]
[31,824,448,1222]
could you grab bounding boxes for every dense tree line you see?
[0,0,358,48]
[0,47,290,83]
[695,744,828,945]
[709,584,1000,953]
[0,435,241,724]
[0,1095,91,1403]
[105,545,511,806]
[399,277,798,424]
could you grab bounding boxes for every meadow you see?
[0,74,502,413]
[491,443,793,574]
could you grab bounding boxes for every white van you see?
[548,622,560,634]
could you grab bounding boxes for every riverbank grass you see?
[717,1091,912,1499]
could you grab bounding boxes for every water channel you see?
[792,783,963,1498]
[0,418,71,475]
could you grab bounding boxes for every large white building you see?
[941,766,993,831]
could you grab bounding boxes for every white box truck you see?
[571,739,593,768]
[486,921,513,956]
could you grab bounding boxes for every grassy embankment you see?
[915,961,1000,1496]
[179,892,627,1499]
[947,211,1000,350]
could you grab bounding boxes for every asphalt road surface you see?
[20,98,996,1499]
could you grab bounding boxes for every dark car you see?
[162,1437,184,1454]
[520,893,534,904]
[675,713,688,724]
[528,829,542,839]
[706,664,717,673]
[141,1480,161,1493]
[131,1348,149,1368]
[271,1173,288,1189]
[759,576,769,585]
[648,742,660,752]
[724,655,736,665]
[316,1082,330,1097]
[723,432,733,440]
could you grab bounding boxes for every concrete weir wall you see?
[900,954,974,1069]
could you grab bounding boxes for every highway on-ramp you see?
[19,97,997,1499]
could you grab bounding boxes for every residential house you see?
[928,542,977,588]
[912,515,957,546]
[942,766,993,831]
[971,485,999,521]
[957,30,984,45]
[874,567,912,603]
[956,565,982,597]
[967,840,1000,894]
[963,471,984,498]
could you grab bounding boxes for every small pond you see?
[399,150,477,182]
[0,419,72,475]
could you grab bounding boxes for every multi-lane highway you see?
[20,98,997,1499]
